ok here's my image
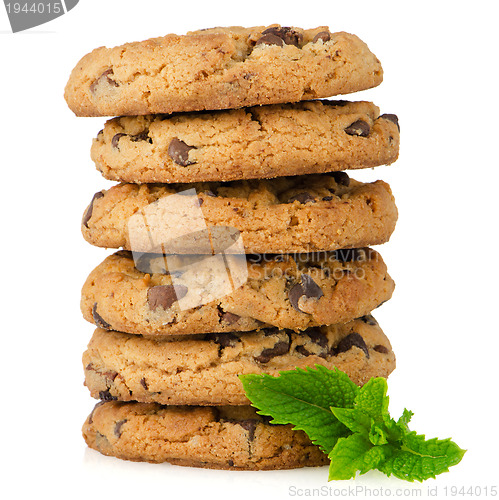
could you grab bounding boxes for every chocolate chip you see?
[345,119,370,137]
[261,327,279,337]
[320,99,349,107]
[99,390,117,401]
[331,171,350,187]
[228,459,235,467]
[333,248,364,262]
[305,328,329,348]
[205,332,240,348]
[111,131,151,148]
[130,131,152,143]
[236,419,259,441]
[102,370,118,382]
[255,338,291,363]
[335,333,370,358]
[295,345,313,356]
[220,312,241,325]
[92,303,111,330]
[261,27,303,47]
[312,31,331,43]
[295,328,329,357]
[295,344,328,359]
[104,70,118,86]
[360,314,378,326]
[288,285,304,311]
[322,196,334,201]
[147,285,188,311]
[168,138,197,166]
[90,69,118,93]
[111,133,127,148]
[379,113,400,131]
[255,33,284,47]
[85,364,118,385]
[289,274,324,313]
[287,192,316,204]
[82,191,104,228]
[221,417,260,440]
[282,28,303,46]
[374,345,389,354]
[140,378,148,390]
[114,419,127,438]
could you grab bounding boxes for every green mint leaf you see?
[378,431,467,482]
[241,367,466,482]
[330,407,371,436]
[355,377,390,424]
[396,408,414,433]
[382,417,405,442]
[328,434,390,480]
[239,366,359,453]
[331,405,389,446]
[369,422,389,446]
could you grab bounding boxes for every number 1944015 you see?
[5,3,62,14]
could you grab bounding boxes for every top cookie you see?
[64,26,383,117]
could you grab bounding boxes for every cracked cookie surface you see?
[83,401,328,469]
[83,315,395,405]
[81,249,395,336]
[82,172,398,254]
[90,101,399,183]
[65,25,383,117]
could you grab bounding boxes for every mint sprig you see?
[240,367,465,482]
[238,365,358,453]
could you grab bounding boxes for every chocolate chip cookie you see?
[64,26,383,117]
[83,401,328,469]
[81,249,395,336]
[83,315,395,406]
[90,101,399,183]
[81,173,398,254]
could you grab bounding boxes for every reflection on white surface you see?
[82,446,330,494]
[81,447,433,499]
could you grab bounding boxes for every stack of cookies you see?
[65,25,400,470]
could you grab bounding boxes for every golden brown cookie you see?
[81,173,398,254]
[81,249,395,336]
[64,26,383,117]
[83,315,395,405]
[90,101,399,183]
[83,401,328,469]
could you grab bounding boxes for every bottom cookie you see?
[83,401,328,470]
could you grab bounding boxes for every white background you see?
[1,1,498,498]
